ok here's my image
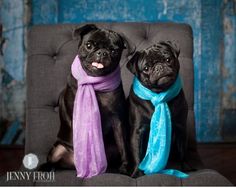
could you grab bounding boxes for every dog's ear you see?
[164,41,180,58]
[73,24,98,41]
[118,33,136,57]
[126,51,141,75]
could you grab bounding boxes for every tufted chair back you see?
[26,23,197,167]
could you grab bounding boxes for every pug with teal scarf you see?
[127,42,189,178]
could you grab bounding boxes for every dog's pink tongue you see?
[92,62,104,69]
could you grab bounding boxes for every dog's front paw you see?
[131,166,144,178]
[119,163,129,175]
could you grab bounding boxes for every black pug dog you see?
[126,41,188,177]
[45,24,130,174]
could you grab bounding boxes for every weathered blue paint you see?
[222,0,236,141]
[197,0,223,142]
[58,0,159,22]
[1,119,21,144]
[223,0,236,109]
[31,0,58,24]
[0,0,26,145]
[0,0,25,81]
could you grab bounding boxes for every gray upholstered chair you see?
[0,23,232,186]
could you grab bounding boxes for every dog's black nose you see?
[96,49,108,57]
[155,64,164,73]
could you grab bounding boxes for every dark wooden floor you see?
[197,143,236,185]
[0,144,236,185]
[0,145,24,176]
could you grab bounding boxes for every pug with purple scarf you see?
[44,24,131,178]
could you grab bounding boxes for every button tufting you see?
[52,54,57,60]
[143,33,148,40]
[141,28,149,40]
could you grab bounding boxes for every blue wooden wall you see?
[0,0,26,145]
[0,0,236,144]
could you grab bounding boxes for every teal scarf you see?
[133,75,189,178]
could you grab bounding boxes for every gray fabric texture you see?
[5,22,229,186]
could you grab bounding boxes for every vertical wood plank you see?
[222,0,236,141]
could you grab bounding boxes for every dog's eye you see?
[111,49,116,54]
[143,66,149,73]
[111,49,118,56]
[86,42,92,50]
[166,58,170,62]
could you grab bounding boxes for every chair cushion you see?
[35,170,232,186]
[0,169,232,186]
[181,169,232,186]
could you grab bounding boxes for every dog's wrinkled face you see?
[73,24,126,76]
[127,42,180,93]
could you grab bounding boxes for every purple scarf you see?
[71,55,121,178]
